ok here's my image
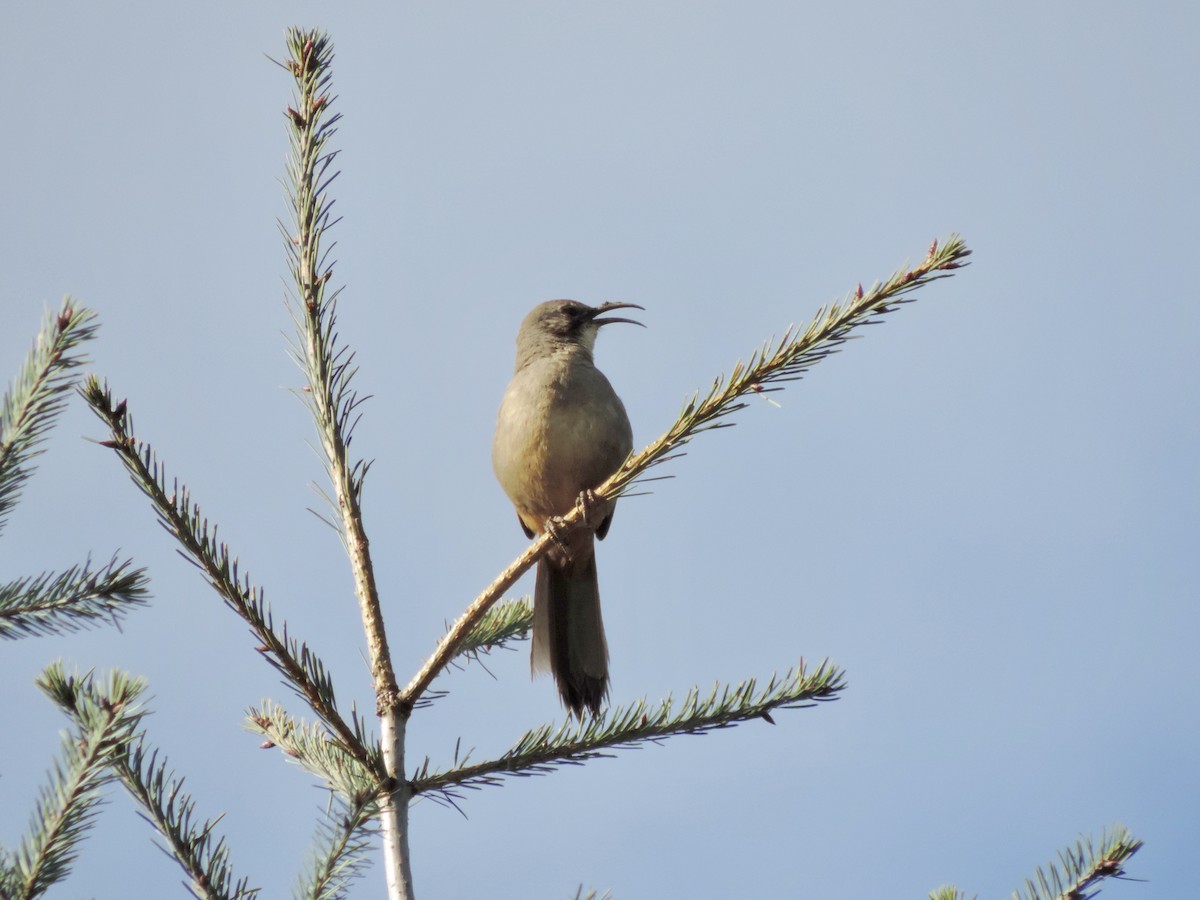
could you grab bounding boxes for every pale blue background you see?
[2,3,1196,898]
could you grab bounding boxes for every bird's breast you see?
[492,355,632,524]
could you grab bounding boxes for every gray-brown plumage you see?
[492,300,642,716]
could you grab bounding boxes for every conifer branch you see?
[275,28,411,899]
[450,597,533,665]
[0,860,18,899]
[0,298,98,534]
[80,377,378,781]
[114,740,260,900]
[0,556,149,640]
[602,235,972,500]
[243,703,380,899]
[403,237,970,708]
[277,27,400,718]
[246,701,381,803]
[401,538,550,708]
[1011,824,1142,900]
[11,665,147,900]
[411,660,844,799]
[296,793,378,900]
[0,301,149,643]
[44,669,261,900]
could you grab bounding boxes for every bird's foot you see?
[575,488,602,529]
[544,515,572,557]
[546,491,603,559]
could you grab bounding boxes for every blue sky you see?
[2,3,1196,897]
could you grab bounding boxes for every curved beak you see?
[589,301,646,328]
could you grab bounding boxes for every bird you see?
[492,300,643,716]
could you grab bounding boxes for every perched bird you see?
[492,300,642,716]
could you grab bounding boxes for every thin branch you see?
[603,235,972,500]
[246,701,381,802]
[80,377,378,781]
[411,660,844,799]
[41,664,261,900]
[294,793,378,900]
[277,27,399,723]
[0,298,99,534]
[0,556,149,640]
[402,237,970,708]
[276,28,411,900]
[449,597,533,665]
[401,536,553,707]
[12,665,147,900]
[122,746,260,900]
[1011,824,1142,900]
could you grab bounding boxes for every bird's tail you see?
[532,548,609,717]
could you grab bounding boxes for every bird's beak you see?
[589,302,646,328]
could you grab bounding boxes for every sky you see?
[2,3,1197,898]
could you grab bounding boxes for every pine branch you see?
[0,299,98,534]
[277,26,400,724]
[401,535,550,708]
[602,235,972,501]
[11,664,146,900]
[41,663,261,900]
[0,300,149,644]
[402,237,970,709]
[1010,824,1142,900]
[451,597,533,664]
[419,598,547,708]
[80,377,379,782]
[275,28,411,899]
[0,556,149,640]
[0,859,18,899]
[411,660,844,799]
[295,793,378,900]
[117,741,260,900]
[245,703,380,899]
[246,701,381,803]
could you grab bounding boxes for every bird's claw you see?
[544,516,572,556]
[576,488,601,528]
